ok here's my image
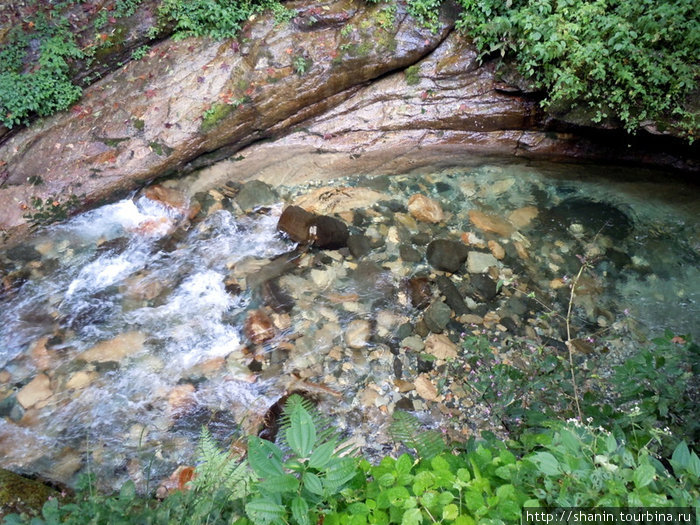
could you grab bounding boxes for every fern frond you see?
[192,426,254,500]
[389,411,445,460]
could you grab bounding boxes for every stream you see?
[0,159,698,491]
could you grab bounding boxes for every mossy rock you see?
[0,468,60,519]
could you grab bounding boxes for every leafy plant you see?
[454,0,700,139]
[245,394,359,525]
[158,0,287,40]
[293,56,311,76]
[611,332,699,450]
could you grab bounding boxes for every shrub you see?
[454,0,699,139]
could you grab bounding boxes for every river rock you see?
[407,194,445,223]
[424,333,458,361]
[236,180,277,212]
[426,239,468,273]
[347,234,372,258]
[414,374,440,402]
[244,309,276,345]
[65,370,98,390]
[400,335,425,352]
[507,206,539,229]
[399,244,422,262]
[167,383,196,416]
[260,279,294,314]
[467,251,498,274]
[468,274,498,302]
[435,275,468,316]
[309,215,349,250]
[143,184,189,214]
[16,374,52,409]
[80,331,146,363]
[406,276,432,309]
[345,320,371,349]
[423,300,452,333]
[488,240,506,260]
[278,205,315,243]
[293,187,387,215]
[468,210,515,238]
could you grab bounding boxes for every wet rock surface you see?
[1,1,697,251]
[0,139,698,490]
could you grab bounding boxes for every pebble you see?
[345,320,372,349]
[407,194,445,223]
[80,332,146,363]
[467,251,498,274]
[16,374,53,409]
[424,333,458,361]
[426,239,468,273]
[488,240,505,260]
[468,210,514,238]
[423,300,452,333]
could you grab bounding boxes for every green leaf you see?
[442,504,459,521]
[672,441,691,468]
[687,452,700,477]
[259,473,300,493]
[303,471,324,496]
[633,464,655,489]
[309,441,335,469]
[248,437,284,478]
[287,404,317,458]
[119,480,135,502]
[291,496,310,525]
[530,452,561,476]
[396,454,414,475]
[401,508,422,525]
[245,497,286,524]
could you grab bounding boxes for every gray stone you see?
[468,274,498,302]
[467,251,498,274]
[436,275,468,315]
[399,244,422,262]
[348,234,372,258]
[423,300,452,333]
[426,239,468,273]
[235,180,277,211]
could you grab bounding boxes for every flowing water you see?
[0,159,697,491]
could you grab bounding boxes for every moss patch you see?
[200,102,235,133]
[0,468,60,519]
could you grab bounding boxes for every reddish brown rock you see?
[468,210,515,238]
[245,309,276,345]
[277,206,315,243]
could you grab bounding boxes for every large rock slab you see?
[0,0,452,246]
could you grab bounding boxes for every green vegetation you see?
[22,194,82,228]
[293,56,311,76]
[454,0,699,139]
[0,11,83,128]
[3,333,698,525]
[158,0,293,40]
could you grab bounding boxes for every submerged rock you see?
[236,180,277,212]
[278,205,315,243]
[542,198,633,240]
[426,239,468,273]
[407,194,445,223]
[423,300,452,333]
[309,215,349,250]
[245,309,276,345]
[406,276,433,309]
